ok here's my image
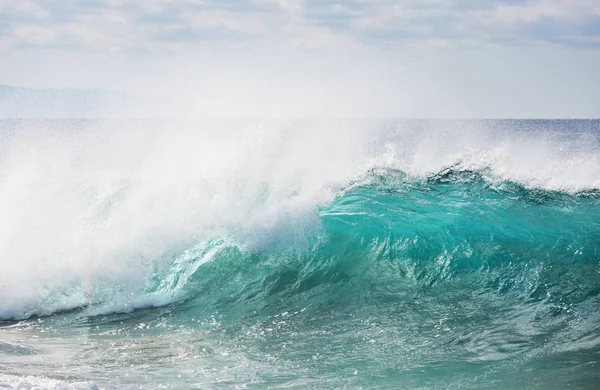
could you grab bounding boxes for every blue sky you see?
[1,0,599,117]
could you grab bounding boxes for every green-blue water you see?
[1,119,600,389]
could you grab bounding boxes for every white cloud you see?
[475,0,597,26]
[252,0,303,13]
[0,0,599,53]
[10,25,56,45]
[280,21,360,48]
[1,0,49,18]
[183,10,268,34]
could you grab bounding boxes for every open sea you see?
[0,119,599,389]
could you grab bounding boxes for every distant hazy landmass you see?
[0,85,159,118]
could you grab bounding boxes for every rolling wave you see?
[6,167,598,326]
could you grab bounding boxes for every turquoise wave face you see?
[2,168,600,389]
[104,167,597,388]
[171,167,600,318]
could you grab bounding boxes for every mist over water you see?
[1,118,600,389]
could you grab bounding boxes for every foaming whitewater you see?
[1,119,599,389]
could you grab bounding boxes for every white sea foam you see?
[0,374,99,390]
[0,118,599,319]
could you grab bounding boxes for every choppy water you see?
[1,119,599,389]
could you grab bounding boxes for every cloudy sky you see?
[1,0,599,117]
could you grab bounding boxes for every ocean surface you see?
[0,119,599,389]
